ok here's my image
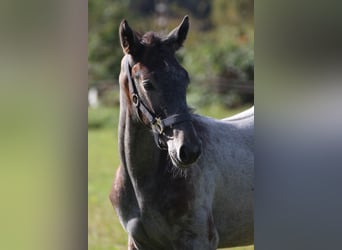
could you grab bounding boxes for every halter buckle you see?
[152,117,165,134]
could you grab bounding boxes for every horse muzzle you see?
[167,123,202,168]
[178,142,202,166]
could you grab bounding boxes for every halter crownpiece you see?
[124,56,192,150]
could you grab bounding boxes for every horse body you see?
[110,16,254,250]
[192,113,254,247]
[111,108,254,249]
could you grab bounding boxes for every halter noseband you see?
[124,56,191,150]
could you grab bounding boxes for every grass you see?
[88,103,253,250]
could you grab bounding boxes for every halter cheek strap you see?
[124,56,191,150]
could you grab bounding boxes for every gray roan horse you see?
[110,16,254,250]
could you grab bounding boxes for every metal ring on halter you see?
[132,94,139,107]
[152,118,165,135]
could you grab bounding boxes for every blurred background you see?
[2,0,342,249]
[88,0,254,120]
[88,0,253,250]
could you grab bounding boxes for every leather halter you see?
[124,56,191,150]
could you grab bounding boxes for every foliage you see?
[88,0,131,85]
[100,88,120,107]
[88,0,254,105]
[183,22,254,107]
[212,0,253,25]
[183,33,253,80]
[88,106,119,129]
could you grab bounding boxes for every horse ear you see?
[119,19,141,56]
[164,15,189,51]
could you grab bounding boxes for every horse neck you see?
[118,97,166,186]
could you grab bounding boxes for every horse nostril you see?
[179,144,201,165]
[179,145,189,163]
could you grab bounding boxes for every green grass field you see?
[88,104,253,250]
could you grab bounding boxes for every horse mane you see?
[141,31,162,47]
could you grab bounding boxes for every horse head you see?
[119,16,202,168]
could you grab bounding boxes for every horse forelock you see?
[141,31,161,46]
[129,32,189,86]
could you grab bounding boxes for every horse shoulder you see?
[109,165,140,227]
[109,165,123,207]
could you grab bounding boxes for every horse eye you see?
[142,80,154,91]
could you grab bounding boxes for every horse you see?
[109,16,254,250]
